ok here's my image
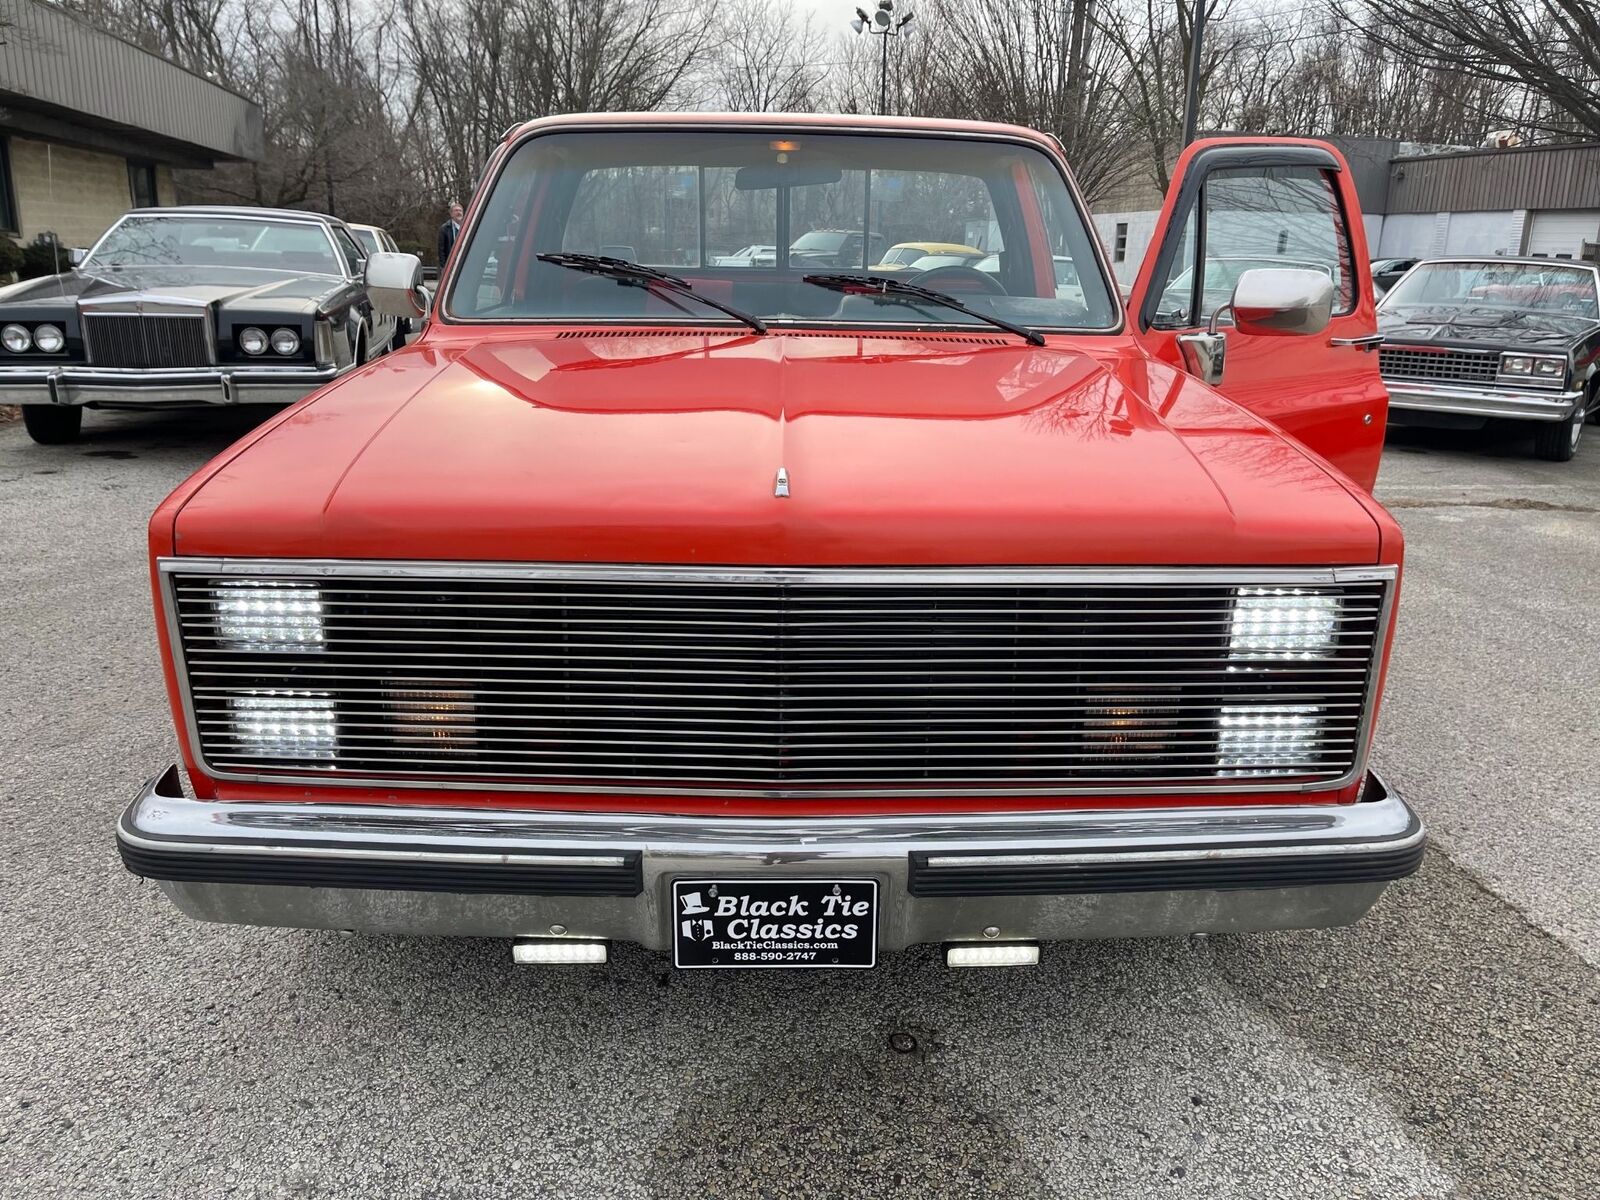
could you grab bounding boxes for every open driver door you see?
[1124,138,1388,491]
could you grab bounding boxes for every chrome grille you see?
[1379,346,1498,385]
[84,313,212,367]
[165,564,1391,796]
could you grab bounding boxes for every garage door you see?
[1526,210,1600,259]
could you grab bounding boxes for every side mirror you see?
[1230,268,1335,337]
[364,251,429,319]
[68,247,89,267]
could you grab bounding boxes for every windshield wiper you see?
[536,253,767,334]
[802,273,1045,346]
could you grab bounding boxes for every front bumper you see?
[0,364,340,408]
[1384,379,1581,422]
[118,768,1424,951]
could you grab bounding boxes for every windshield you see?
[88,216,342,275]
[1383,262,1599,320]
[448,130,1117,331]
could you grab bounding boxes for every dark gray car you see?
[0,206,398,444]
[1377,257,1600,461]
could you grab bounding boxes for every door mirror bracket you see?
[1177,302,1233,384]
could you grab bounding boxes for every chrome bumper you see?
[1384,379,1581,422]
[119,768,1423,951]
[0,364,340,408]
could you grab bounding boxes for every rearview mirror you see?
[734,163,845,190]
[1230,268,1335,337]
[365,251,429,319]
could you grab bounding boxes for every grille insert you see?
[166,566,1390,795]
[1379,346,1498,385]
[84,313,212,367]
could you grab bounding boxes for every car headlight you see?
[1500,352,1565,383]
[1,323,31,353]
[33,324,65,353]
[215,581,325,651]
[270,327,301,356]
[238,326,268,355]
[1228,587,1340,660]
[229,690,337,760]
[1218,704,1324,776]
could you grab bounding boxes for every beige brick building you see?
[0,0,260,252]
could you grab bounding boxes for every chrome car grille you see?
[1378,346,1498,385]
[83,313,212,368]
[164,564,1392,796]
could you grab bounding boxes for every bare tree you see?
[1340,0,1600,140]
[703,0,829,111]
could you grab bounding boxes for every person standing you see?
[437,202,464,266]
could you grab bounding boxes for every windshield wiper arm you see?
[801,273,1045,346]
[536,253,767,334]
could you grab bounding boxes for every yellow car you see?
[870,241,985,271]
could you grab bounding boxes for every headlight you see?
[238,326,268,355]
[1,323,31,353]
[229,690,337,760]
[1500,352,1565,384]
[1218,704,1324,776]
[215,581,325,651]
[1228,588,1339,660]
[33,324,65,353]
[270,327,301,356]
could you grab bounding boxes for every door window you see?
[1152,165,1354,329]
[331,226,366,275]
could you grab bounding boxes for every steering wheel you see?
[907,264,1007,295]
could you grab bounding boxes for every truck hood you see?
[168,329,1380,564]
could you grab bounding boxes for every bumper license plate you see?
[672,878,878,969]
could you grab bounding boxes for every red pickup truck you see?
[119,113,1419,970]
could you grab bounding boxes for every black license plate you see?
[672,879,878,969]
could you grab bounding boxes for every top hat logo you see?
[680,891,710,915]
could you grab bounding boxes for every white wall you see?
[1375,210,1525,258]
[1092,210,1161,287]
[1445,210,1526,255]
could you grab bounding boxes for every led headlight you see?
[1228,587,1339,660]
[2,323,32,353]
[238,326,268,355]
[1218,704,1323,776]
[215,581,325,651]
[230,690,336,760]
[270,327,301,356]
[33,324,65,353]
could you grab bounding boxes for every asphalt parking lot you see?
[2,409,1597,1199]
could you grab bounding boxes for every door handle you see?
[1330,333,1384,351]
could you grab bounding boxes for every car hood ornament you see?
[774,467,790,498]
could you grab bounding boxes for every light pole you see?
[1180,0,1207,146]
[852,0,914,116]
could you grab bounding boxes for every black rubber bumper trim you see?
[118,821,643,897]
[906,841,1424,897]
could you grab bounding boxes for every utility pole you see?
[1180,0,1207,145]
[852,0,915,116]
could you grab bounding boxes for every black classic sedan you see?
[0,206,398,443]
[1377,257,1600,461]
